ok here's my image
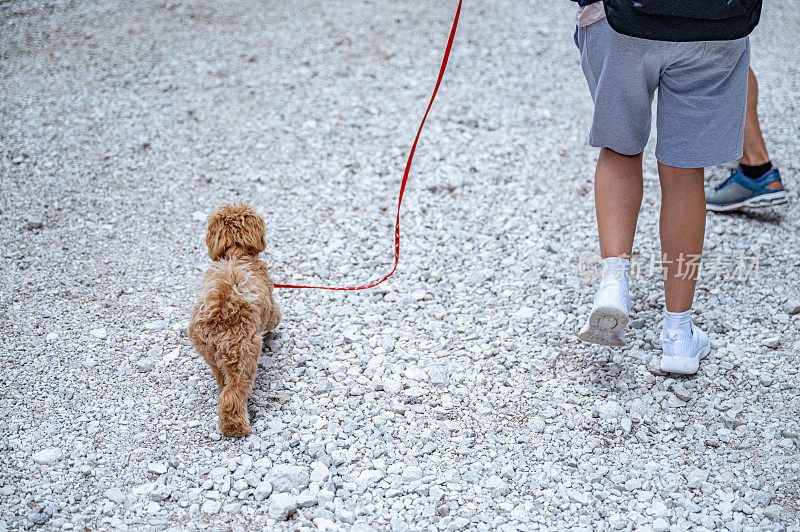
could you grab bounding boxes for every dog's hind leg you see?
[216,338,259,437]
[210,363,225,390]
[265,303,281,332]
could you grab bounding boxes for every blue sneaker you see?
[706,165,788,212]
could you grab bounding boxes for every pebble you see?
[764,504,783,521]
[32,448,63,465]
[201,500,221,515]
[268,492,297,521]
[104,488,127,504]
[598,400,624,420]
[90,328,107,339]
[253,481,272,502]
[163,347,180,363]
[148,462,168,475]
[268,465,309,493]
[382,378,403,395]
[762,336,780,348]
[527,416,546,433]
[670,382,693,401]
[514,307,535,320]
[401,465,423,482]
[309,463,331,484]
[653,517,670,532]
[783,299,800,315]
[485,476,510,497]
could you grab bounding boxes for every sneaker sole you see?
[660,343,710,375]
[706,191,788,212]
[577,305,628,347]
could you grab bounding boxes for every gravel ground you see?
[2,0,799,530]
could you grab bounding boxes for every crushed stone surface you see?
[1,0,799,530]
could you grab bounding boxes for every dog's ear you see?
[205,210,230,261]
[205,203,266,260]
[239,208,266,255]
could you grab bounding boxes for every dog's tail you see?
[195,259,260,325]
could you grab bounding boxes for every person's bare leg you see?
[595,147,644,258]
[578,147,642,347]
[740,67,770,166]
[658,163,705,312]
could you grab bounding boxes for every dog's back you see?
[193,259,262,328]
[189,257,271,359]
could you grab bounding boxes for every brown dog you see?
[189,203,280,437]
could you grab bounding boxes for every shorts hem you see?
[655,149,744,169]
[588,139,647,157]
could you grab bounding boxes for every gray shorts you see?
[575,17,750,168]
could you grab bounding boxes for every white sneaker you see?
[578,283,631,347]
[660,323,710,375]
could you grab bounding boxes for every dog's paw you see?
[219,416,251,438]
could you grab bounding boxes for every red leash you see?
[273,0,462,290]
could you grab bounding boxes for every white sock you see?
[598,257,631,312]
[601,257,630,284]
[664,309,692,335]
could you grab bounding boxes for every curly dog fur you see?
[189,203,280,437]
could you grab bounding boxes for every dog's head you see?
[205,203,266,261]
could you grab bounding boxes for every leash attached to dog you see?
[273,0,462,291]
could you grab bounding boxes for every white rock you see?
[90,328,107,339]
[514,307,535,320]
[784,299,800,315]
[210,466,228,483]
[568,490,590,505]
[382,378,403,395]
[192,211,207,222]
[598,400,625,420]
[653,517,670,532]
[428,366,450,387]
[404,366,428,382]
[608,513,626,530]
[411,289,431,301]
[33,448,63,465]
[104,488,126,504]
[309,462,331,484]
[671,382,693,401]
[297,489,317,508]
[144,319,168,330]
[485,475,510,497]
[268,492,297,520]
[401,465,423,482]
[253,481,272,502]
[764,504,783,520]
[357,469,385,486]
[163,347,180,363]
[148,462,168,475]
[201,499,221,515]
[527,416,546,433]
[268,465,309,492]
